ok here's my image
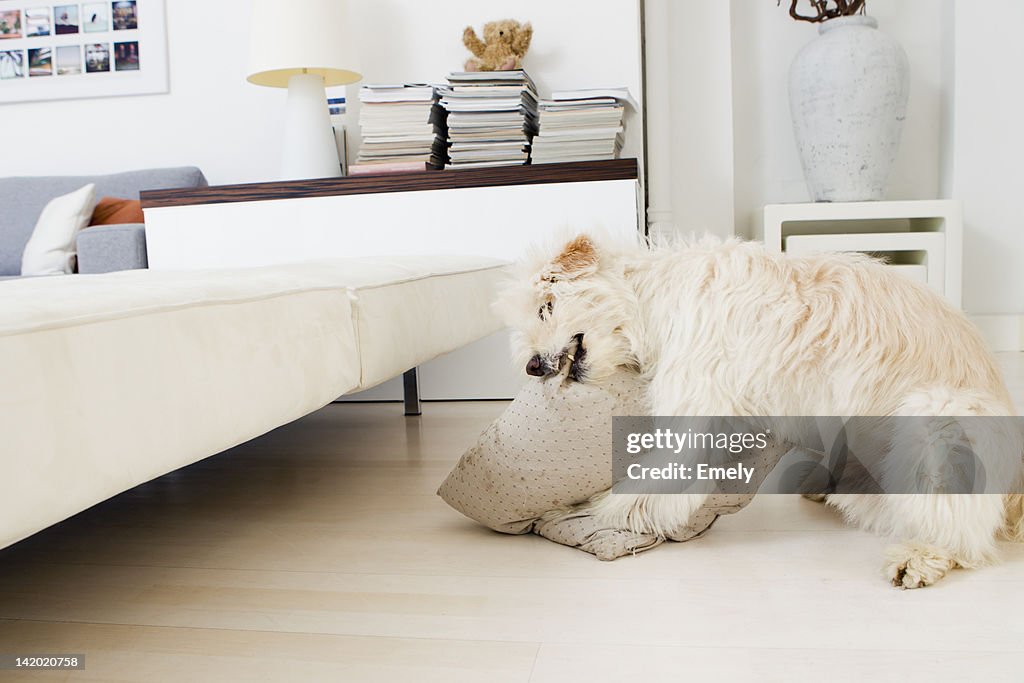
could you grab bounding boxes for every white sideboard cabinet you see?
[142,160,643,399]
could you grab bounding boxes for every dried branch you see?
[781,0,867,23]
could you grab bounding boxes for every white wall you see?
[645,0,949,241]
[347,0,644,167]
[645,0,735,240]
[729,0,948,238]
[950,2,1024,316]
[0,0,643,186]
[646,0,1022,337]
[0,0,278,184]
[723,0,1021,318]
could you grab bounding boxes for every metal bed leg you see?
[403,367,422,416]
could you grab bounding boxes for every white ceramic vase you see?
[788,15,910,202]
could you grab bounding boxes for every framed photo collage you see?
[0,0,167,103]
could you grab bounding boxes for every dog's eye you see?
[538,301,554,321]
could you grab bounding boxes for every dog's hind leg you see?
[837,387,1019,588]
[829,490,1005,588]
[879,496,1005,589]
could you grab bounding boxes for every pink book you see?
[348,161,429,176]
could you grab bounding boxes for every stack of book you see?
[352,84,441,174]
[531,87,636,165]
[438,70,538,169]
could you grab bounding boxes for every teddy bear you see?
[462,19,533,72]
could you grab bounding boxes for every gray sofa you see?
[0,167,207,277]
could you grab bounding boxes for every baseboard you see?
[970,314,1024,352]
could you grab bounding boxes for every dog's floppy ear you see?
[541,234,599,282]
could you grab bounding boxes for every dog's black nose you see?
[526,355,547,377]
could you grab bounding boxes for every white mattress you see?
[0,256,506,549]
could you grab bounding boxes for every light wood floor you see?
[2,354,1023,682]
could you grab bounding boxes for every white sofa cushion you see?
[0,256,506,549]
[338,256,508,390]
[21,183,96,276]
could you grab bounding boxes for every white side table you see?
[762,200,963,308]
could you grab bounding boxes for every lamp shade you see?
[247,0,361,88]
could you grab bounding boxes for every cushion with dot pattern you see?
[437,370,791,560]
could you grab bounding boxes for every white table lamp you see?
[247,0,361,180]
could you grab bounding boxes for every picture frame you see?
[0,0,167,103]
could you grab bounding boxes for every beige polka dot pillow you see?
[438,371,792,560]
[438,371,651,537]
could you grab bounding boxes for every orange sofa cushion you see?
[89,197,145,226]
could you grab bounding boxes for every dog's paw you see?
[884,543,957,589]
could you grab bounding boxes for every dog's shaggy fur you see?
[498,233,1023,588]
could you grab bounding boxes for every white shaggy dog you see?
[498,233,1023,589]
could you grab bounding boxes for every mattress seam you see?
[0,266,507,338]
[0,286,351,338]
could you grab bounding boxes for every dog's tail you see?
[1003,494,1024,541]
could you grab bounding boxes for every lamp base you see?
[281,72,343,181]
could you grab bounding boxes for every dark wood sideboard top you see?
[140,158,639,209]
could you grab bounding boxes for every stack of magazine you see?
[353,84,443,174]
[531,87,636,165]
[438,70,538,169]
